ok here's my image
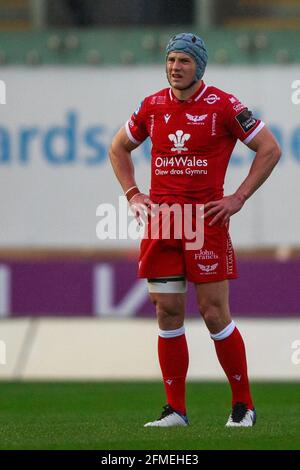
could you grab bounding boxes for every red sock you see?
[213,326,253,409]
[158,331,189,415]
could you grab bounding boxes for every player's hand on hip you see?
[204,194,245,227]
[129,193,154,225]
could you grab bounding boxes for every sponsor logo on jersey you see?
[155,155,208,168]
[157,95,166,104]
[204,94,220,105]
[211,112,217,136]
[229,96,237,103]
[198,262,219,273]
[150,114,155,136]
[164,113,171,123]
[150,95,166,105]
[168,130,191,153]
[186,113,208,124]
[233,102,245,113]
[226,234,234,275]
[195,250,219,260]
[235,109,257,133]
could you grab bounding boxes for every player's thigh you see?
[195,279,230,316]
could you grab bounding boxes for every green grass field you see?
[0,381,299,450]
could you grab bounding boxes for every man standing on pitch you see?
[109,33,281,427]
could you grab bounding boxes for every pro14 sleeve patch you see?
[235,109,257,133]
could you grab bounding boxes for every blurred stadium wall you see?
[0,0,299,380]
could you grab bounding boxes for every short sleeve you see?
[125,99,149,144]
[224,95,265,145]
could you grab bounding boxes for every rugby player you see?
[109,33,281,427]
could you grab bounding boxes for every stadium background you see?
[0,0,299,450]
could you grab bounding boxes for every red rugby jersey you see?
[125,82,264,202]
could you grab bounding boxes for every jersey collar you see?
[169,81,208,104]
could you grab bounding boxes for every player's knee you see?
[157,309,183,330]
[150,294,184,327]
[150,294,182,317]
[198,301,223,329]
[200,299,232,333]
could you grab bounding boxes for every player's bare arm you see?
[204,126,281,226]
[109,127,140,193]
[109,127,153,221]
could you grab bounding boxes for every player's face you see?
[166,52,197,90]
